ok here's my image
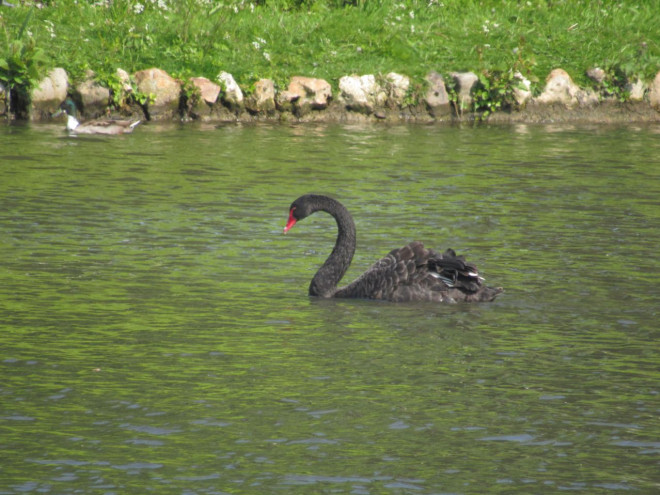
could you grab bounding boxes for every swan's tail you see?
[428,248,503,301]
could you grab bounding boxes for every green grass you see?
[2,0,659,95]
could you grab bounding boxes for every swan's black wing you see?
[334,241,502,302]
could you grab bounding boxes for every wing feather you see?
[334,241,502,302]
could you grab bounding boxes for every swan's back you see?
[334,241,502,303]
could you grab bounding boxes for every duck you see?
[53,98,141,135]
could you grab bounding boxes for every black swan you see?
[283,194,503,303]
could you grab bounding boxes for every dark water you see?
[1,121,658,494]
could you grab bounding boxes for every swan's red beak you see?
[283,208,297,233]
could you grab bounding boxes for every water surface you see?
[1,122,658,494]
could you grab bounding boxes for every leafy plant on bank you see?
[0,9,47,118]
[444,77,466,118]
[401,81,422,109]
[469,35,537,120]
[95,70,128,109]
[171,71,201,116]
[597,65,631,103]
[596,43,660,102]
[92,68,155,117]
[132,88,156,108]
[472,70,524,120]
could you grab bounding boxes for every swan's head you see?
[283,194,324,233]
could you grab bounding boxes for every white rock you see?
[535,69,584,106]
[648,71,660,109]
[338,74,386,114]
[0,82,8,116]
[134,67,181,119]
[424,71,451,116]
[246,78,276,114]
[625,78,646,102]
[586,67,606,84]
[385,72,410,103]
[513,71,532,106]
[287,76,332,112]
[190,77,221,104]
[115,68,133,94]
[31,68,69,119]
[134,68,180,106]
[75,71,111,117]
[450,72,479,106]
[217,71,244,109]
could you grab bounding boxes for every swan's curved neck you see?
[308,197,356,298]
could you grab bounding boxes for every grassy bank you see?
[2,0,659,100]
